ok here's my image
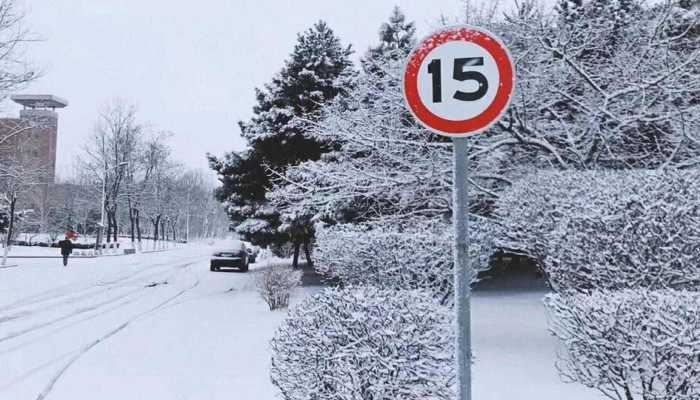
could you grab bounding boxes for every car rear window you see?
[223,241,245,253]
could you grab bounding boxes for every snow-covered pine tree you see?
[357,7,420,132]
[240,20,354,147]
[361,6,416,75]
[210,21,355,267]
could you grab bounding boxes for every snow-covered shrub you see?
[256,265,302,310]
[313,218,493,304]
[545,290,700,400]
[271,287,454,400]
[496,169,700,292]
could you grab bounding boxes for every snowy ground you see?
[4,235,181,258]
[472,290,598,400]
[0,244,602,400]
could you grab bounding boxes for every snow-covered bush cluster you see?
[499,168,700,398]
[271,287,454,400]
[497,169,700,292]
[256,265,303,311]
[313,219,493,304]
[545,290,700,400]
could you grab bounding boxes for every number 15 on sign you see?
[403,25,514,136]
[402,25,515,400]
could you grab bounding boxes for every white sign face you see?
[403,26,515,136]
[417,41,500,122]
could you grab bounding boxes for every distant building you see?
[0,94,68,183]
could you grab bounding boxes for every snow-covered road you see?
[0,244,289,400]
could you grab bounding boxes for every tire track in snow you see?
[0,261,197,345]
[0,263,199,392]
[0,259,199,331]
[0,259,147,312]
[0,287,144,344]
[34,265,201,400]
[0,253,201,315]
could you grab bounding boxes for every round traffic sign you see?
[403,25,515,137]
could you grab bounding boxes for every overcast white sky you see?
[7,0,513,178]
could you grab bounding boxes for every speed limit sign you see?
[402,26,515,400]
[403,25,514,136]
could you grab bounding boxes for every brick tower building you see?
[0,94,68,183]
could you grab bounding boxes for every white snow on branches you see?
[313,219,494,305]
[271,287,455,400]
[267,56,503,223]
[545,290,700,400]
[256,265,303,311]
[496,168,700,292]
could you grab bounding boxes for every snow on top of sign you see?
[404,26,504,80]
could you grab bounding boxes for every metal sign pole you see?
[403,25,513,400]
[453,136,471,400]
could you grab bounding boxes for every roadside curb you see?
[4,256,98,259]
[4,246,182,260]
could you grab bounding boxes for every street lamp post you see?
[95,161,128,254]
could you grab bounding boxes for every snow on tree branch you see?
[271,287,455,400]
[313,218,494,305]
[496,168,700,292]
[545,290,700,400]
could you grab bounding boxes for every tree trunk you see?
[152,215,160,243]
[129,213,135,243]
[128,200,136,243]
[2,197,17,266]
[135,209,142,243]
[105,210,113,243]
[111,211,118,243]
[185,212,190,242]
[303,239,313,268]
[292,241,301,269]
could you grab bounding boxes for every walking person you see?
[58,236,73,267]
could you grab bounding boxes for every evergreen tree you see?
[361,6,416,75]
[358,7,421,134]
[210,21,355,267]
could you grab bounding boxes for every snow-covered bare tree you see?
[545,290,700,400]
[141,139,174,246]
[490,0,700,170]
[0,0,38,103]
[122,130,158,246]
[0,130,44,265]
[271,287,455,400]
[79,100,141,243]
[173,170,212,242]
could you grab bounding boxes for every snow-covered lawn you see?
[0,244,601,399]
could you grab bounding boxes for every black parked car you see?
[246,245,259,264]
[210,241,249,272]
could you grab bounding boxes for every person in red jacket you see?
[58,236,73,267]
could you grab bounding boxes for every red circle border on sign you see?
[403,26,515,136]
